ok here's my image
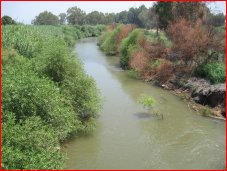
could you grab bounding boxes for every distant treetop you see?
[32,11,59,25]
[2,15,16,25]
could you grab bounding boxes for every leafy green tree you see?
[59,13,66,24]
[148,6,159,29]
[210,13,226,27]
[67,6,86,25]
[104,13,115,24]
[2,15,16,25]
[86,11,105,25]
[127,5,147,27]
[116,11,129,24]
[138,8,151,29]
[32,11,59,25]
[154,2,173,29]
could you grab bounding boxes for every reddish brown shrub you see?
[106,23,116,31]
[116,24,135,52]
[142,69,155,81]
[129,49,150,72]
[155,60,173,83]
[137,34,167,59]
[167,18,211,64]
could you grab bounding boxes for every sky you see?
[2,1,226,24]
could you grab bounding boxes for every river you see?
[64,38,226,170]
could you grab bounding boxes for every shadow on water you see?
[134,112,164,120]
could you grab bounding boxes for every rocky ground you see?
[160,76,226,119]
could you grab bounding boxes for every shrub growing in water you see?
[138,94,156,110]
[138,94,163,119]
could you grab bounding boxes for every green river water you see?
[64,38,226,170]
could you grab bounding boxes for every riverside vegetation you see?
[2,25,105,169]
[1,1,226,170]
[98,20,226,118]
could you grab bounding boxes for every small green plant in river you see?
[138,94,156,110]
[138,94,163,120]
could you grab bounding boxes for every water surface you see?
[64,38,225,170]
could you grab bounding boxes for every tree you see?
[171,2,209,22]
[138,8,151,29]
[210,13,226,27]
[67,6,86,25]
[154,2,173,29]
[2,15,16,25]
[148,6,158,29]
[128,5,147,27]
[86,11,105,25]
[32,11,59,25]
[104,13,115,24]
[59,13,66,25]
[116,11,129,24]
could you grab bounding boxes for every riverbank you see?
[98,24,226,119]
[159,77,226,120]
[2,25,104,169]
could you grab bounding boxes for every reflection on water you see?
[64,38,226,170]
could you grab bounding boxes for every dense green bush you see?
[61,25,81,46]
[2,48,27,66]
[101,25,122,54]
[98,30,110,46]
[32,40,72,84]
[74,24,106,38]
[120,29,142,69]
[194,62,226,83]
[2,25,102,169]
[2,112,65,170]
[3,65,82,140]
[32,43,101,121]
